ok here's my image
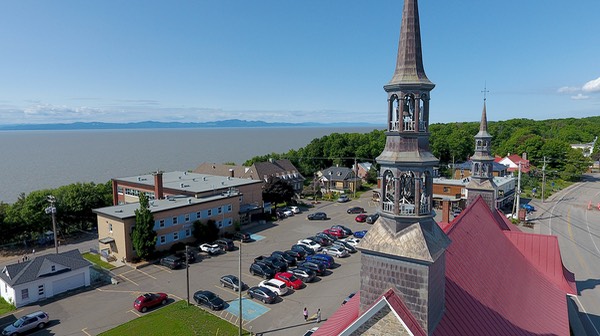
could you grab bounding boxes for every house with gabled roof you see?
[495,153,531,174]
[318,166,361,193]
[0,249,91,308]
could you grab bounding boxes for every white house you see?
[0,249,91,308]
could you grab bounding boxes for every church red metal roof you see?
[315,196,574,335]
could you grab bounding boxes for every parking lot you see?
[1,193,378,336]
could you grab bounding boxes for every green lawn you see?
[0,297,15,316]
[99,300,248,336]
[82,252,115,270]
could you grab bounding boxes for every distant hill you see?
[0,119,378,131]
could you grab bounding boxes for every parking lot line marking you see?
[118,273,139,286]
[152,264,172,273]
[136,268,157,280]
[128,309,141,317]
[82,327,92,336]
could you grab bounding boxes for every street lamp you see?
[45,195,59,254]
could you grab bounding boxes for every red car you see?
[323,228,346,238]
[274,272,304,290]
[355,214,367,223]
[134,292,168,313]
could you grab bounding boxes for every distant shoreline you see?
[0,119,382,131]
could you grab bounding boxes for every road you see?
[531,173,600,335]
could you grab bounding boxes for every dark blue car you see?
[353,230,368,238]
[521,204,535,212]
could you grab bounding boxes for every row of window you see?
[117,187,155,200]
[156,204,233,229]
[158,228,192,245]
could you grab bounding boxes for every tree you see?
[132,193,156,260]
[262,176,295,205]
[193,219,219,243]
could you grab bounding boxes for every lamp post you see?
[45,195,58,254]
[238,239,243,336]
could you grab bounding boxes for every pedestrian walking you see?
[303,307,308,321]
[316,309,321,323]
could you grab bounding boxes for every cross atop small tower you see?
[481,83,489,101]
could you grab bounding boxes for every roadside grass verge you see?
[0,297,15,316]
[99,300,248,336]
[82,252,115,270]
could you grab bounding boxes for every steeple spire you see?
[388,0,433,87]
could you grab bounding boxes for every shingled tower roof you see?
[387,0,433,87]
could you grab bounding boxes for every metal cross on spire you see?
[481,82,490,101]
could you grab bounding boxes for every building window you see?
[216,220,223,228]
[21,288,29,300]
[173,232,179,241]
[185,229,191,237]
[38,285,44,296]
[51,265,56,272]
[185,214,190,222]
[196,211,201,219]
[443,187,450,193]
[108,223,113,233]
[160,236,166,244]
[207,209,212,217]
[117,186,123,195]
[239,196,243,203]
[227,204,232,212]
[218,207,222,214]
[159,219,165,228]
[173,216,178,225]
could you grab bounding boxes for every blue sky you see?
[0,0,598,125]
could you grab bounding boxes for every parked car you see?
[193,290,225,310]
[271,251,297,266]
[134,292,168,313]
[342,237,361,246]
[233,231,252,242]
[282,208,294,217]
[259,279,289,296]
[308,235,331,247]
[199,243,222,255]
[355,214,368,222]
[289,267,317,283]
[307,212,328,220]
[2,311,49,335]
[299,261,326,275]
[254,256,287,272]
[366,213,379,224]
[324,245,349,258]
[274,271,304,290]
[331,225,353,236]
[297,239,322,252]
[290,205,301,214]
[175,250,196,264]
[160,255,183,270]
[310,253,335,268]
[214,238,235,251]
[347,206,365,214]
[250,262,276,279]
[337,195,350,203]
[291,244,315,256]
[353,230,368,238]
[220,274,245,292]
[522,204,535,212]
[342,292,356,305]
[247,286,278,304]
[318,231,337,242]
[285,249,306,260]
[323,228,346,238]
[304,327,319,336]
[333,240,357,253]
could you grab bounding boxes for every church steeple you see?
[358,0,450,333]
[466,89,497,210]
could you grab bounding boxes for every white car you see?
[297,239,321,252]
[290,206,300,214]
[199,243,222,255]
[283,209,294,217]
[259,279,288,296]
[324,245,349,258]
[342,237,361,247]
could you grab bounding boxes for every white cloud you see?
[582,77,600,93]
[557,86,579,93]
[571,93,590,100]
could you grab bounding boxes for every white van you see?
[259,279,289,296]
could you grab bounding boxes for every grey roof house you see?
[0,249,91,308]
[318,166,361,193]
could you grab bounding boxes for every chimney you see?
[153,171,164,200]
[522,152,527,160]
[111,179,119,206]
[229,168,234,178]
[442,200,450,223]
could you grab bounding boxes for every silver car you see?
[2,311,49,336]
[324,245,349,258]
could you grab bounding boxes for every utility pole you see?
[353,157,357,199]
[238,240,243,336]
[541,157,547,203]
[45,195,59,254]
[186,245,190,306]
[515,161,522,219]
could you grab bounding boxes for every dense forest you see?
[245,116,600,182]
